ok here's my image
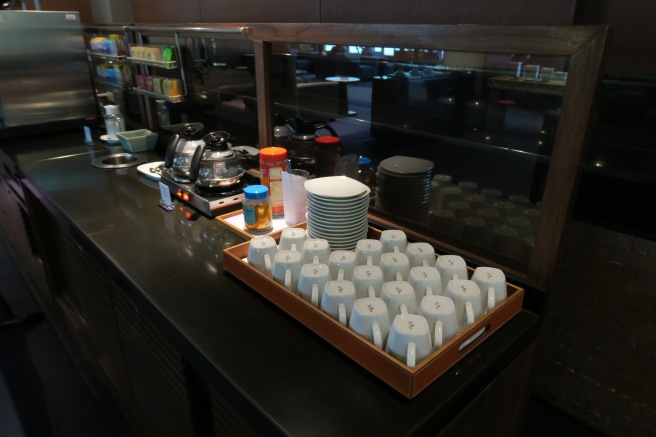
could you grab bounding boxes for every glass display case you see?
[248,24,609,286]
[82,23,608,286]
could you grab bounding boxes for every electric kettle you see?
[188,131,245,193]
[163,122,205,181]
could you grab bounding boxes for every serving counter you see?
[0,129,540,436]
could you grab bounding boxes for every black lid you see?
[202,131,231,151]
[178,122,204,139]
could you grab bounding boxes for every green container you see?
[116,129,158,152]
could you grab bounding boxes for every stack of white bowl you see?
[305,176,371,250]
[375,155,434,221]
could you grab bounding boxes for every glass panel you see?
[575,79,656,241]
[139,33,259,147]
[270,42,570,270]
[84,29,143,127]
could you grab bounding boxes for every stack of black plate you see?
[375,156,434,220]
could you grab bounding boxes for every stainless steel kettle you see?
[188,131,245,193]
[163,122,205,181]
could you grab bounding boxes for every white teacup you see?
[405,242,437,268]
[407,265,443,299]
[297,262,331,307]
[385,305,432,368]
[381,279,418,319]
[355,239,383,266]
[444,278,483,333]
[271,249,303,292]
[352,263,385,299]
[418,289,458,348]
[247,235,278,276]
[301,238,331,265]
[380,229,408,254]
[471,266,507,313]
[435,254,468,290]
[328,250,357,281]
[321,275,357,326]
[348,287,391,349]
[379,248,411,282]
[278,227,307,252]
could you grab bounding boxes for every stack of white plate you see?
[305,176,371,250]
[375,155,434,220]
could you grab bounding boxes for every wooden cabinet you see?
[320,0,577,24]
[22,182,132,408]
[132,0,202,24]
[113,286,198,437]
[51,229,131,402]
[131,0,577,26]
[21,181,202,437]
[199,0,321,23]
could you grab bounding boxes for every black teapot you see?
[188,131,245,193]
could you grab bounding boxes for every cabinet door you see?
[199,0,320,22]
[320,0,576,25]
[46,227,131,405]
[113,286,197,437]
[132,0,202,23]
[22,179,132,408]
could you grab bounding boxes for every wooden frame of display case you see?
[245,23,610,286]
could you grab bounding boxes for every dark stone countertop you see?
[1,128,540,436]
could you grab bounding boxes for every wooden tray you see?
[222,226,525,399]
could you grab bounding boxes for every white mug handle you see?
[487,287,496,314]
[425,286,433,297]
[407,342,416,368]
[367,285,377,299]
[434,320,443,350]
[372,321,383,349]
[400,303,409,315]
[452,273,460,280]
[284,269,293,292]
[337,269,345,281]
[338,303,347,326]
[395,271,403,281]
[311,283,319,307]
[264,253,272,276]
[366,255,373,266]
[465,301,475,327]
[313,255,319,264]
[422,259,429,267]
[393,245,400,254]
[290,243,297,252]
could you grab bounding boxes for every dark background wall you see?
[17,1,656,435]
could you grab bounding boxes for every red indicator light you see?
[176,189,183,198]
[182,193,191,201]
[185,211,193,219]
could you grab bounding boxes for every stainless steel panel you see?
[0,11,97,129]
